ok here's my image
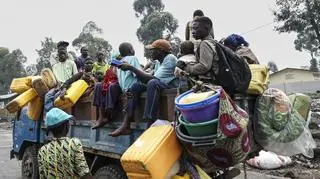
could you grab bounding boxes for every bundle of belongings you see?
[253,88,316,157]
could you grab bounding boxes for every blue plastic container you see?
[175,89,220,123]
[110,58,123,67]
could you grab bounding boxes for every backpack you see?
[213,41,252,94]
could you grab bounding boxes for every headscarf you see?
[224,34,249,48]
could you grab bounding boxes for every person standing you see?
[177,16,219,83]
[76,47,89,72]
[52,41,78,84]
[38,108,91,179]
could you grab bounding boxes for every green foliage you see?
[273,0,320,59]
[0,48,27,94]
[133,0,181,58]
[35,37,56,73]
[133,0,164,17]
[268,61,279,73]
[72,21,112,59]
[310,58,319,72]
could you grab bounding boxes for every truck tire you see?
[21,146,39,179]
[94,165,127,179]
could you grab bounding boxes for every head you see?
[84,57,94,72]
[80,47,88,58]
[57,41,69,62]
[96,51,105,62]
[119,42,135,57]
[223,34,249,51]
[146,39,171,62]
[95,71,104,82]
[45,108,73,138]
[180,41,194,56]
[193,9,204,20]
[192,16,213,40]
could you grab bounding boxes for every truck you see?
[10,89,178,179]
[10,86,255,179]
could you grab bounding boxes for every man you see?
[76,47,89,72]
[52,41,78,84]
[38,108,91,179]
[177,16,219,84]
[185,10,214,41]
[109,39,178,137]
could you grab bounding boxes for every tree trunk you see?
[306,0,320,44]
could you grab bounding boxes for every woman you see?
[223,34,260,64]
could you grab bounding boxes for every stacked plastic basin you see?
[175,89,220,137]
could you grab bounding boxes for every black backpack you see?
[212,41,252,94]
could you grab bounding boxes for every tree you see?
[72,21,112,59]
[273,0,320,59]
[133,0,181,58]
[309,58,319,72]
[0,48,27,94]
[35,37,57,73]
[268,61,279,73]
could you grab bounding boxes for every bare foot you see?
[92,118,109,129]
[108,127,132,137]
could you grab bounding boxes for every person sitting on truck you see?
[59,57,96,100]
[38,108,91,179]
[92,51,109,75]
[176,16,219,84]
[222,34,260,64]
[91,52,122,129]
[92,43,142,129]
[109,39,178,137]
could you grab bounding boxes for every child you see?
[174,41,197,77]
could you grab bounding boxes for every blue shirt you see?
[117,56,141,92]
[76,55,86,72]
[154,54,178,86]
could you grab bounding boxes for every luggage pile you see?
[5,68,89,120]
[6,68,57,120]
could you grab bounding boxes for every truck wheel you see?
[21,146,39,179]
[94,165,127,179]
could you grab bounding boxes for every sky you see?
[0,0,311,70]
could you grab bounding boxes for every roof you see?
[0,93,18,100]
[270,68,312,77]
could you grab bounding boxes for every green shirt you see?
[38,137,89,179]
[52,59,78,84]
[92,62,109,75]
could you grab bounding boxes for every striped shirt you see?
[38,137,89,179]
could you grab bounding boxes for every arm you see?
[185,41,215,75]
[73,139,92,178]
[126,65,155,83]
[185,22,190,40]
[61,72,83,89]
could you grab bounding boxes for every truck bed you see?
[69,120,147,159]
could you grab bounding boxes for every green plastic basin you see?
[178,115,218,137]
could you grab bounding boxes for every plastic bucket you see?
[179,115,218,137]
[175,90,220,123]
[175,124,217,147]
[175,89,220,109]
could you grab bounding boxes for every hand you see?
[118,62,131,71]
[59,88,67,100]
[176,61,186,70]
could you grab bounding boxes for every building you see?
[0,93,18,120]
[269,68,320,93]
